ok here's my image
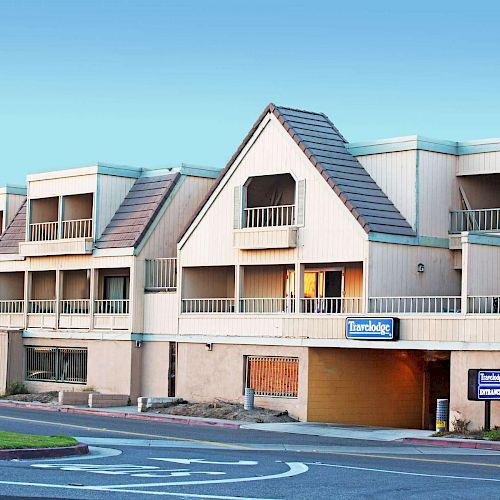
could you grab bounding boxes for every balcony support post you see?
[235,265,245,313]
[90,268,96,329]
[461,237,470,313]
[295,262,304,314]
[55,269,61,328]
[57,196,64,240]
[23,271,31,327]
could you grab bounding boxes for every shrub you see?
[451,413,471,434]
[4,381,29,397]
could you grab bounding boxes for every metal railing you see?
[145,258,177,290]
[94,299,130,314]
[301,297,363,314]
[60,299,91,315]
[240,298,295,314]
[369,296,462,314]
[29,222,58,241]
[182,298,235,313]
[468,296,500,314]
[450,208,500,233]
[62,218,93,239]
[25,346,87,384]
[28,300,56,314]
[244,205,295,228]
[0,300,24,314]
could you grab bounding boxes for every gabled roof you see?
[179,103,415,242]
[0,202,27,254]
[95,173,181,249]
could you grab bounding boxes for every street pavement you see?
[0,406,499,499]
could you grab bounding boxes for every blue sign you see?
[346,318,399,341]
[478,370,500,400]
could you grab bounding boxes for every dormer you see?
[19,164,139,256]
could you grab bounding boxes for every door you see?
[325,271,343,312]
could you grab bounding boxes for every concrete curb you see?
[402,437,500,451]
[0,401,242,429]
[0,443,89,461]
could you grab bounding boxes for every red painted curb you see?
[0,443,89,460]
[402,437,500,451]
[0,401,242,429]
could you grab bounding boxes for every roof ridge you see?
[273,103,326,117]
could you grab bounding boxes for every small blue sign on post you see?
[345,318,399,341]
[477,370,500,400]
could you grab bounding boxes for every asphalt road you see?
[0,406,500,499]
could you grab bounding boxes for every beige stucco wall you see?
[176,342,309,420]
[308,348,425,428]
[450,351,500,430]
[23,338,141,397]
[140,341,171,397]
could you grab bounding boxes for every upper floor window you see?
[234,174,305,229]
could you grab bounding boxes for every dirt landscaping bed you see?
[0,392,58,404]
[154,400,297,423]
[433,428,500,441]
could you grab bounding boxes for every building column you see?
[55,269,61,328]
[461,237,469,313]
[57,196,64,239]
[89,269,96,329]
[23,271,31,328]
[294,262,304,314]
[235,265,245,313]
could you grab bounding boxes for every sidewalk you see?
[1,400,499,451]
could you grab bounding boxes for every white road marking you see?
[307,462,500,482]
[0,480,276,499]
[33,463,226,478]
[98,462,309,488]
[151,458,258,466]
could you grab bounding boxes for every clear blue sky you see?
[1,0,500,184]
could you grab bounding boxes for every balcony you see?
[20,193,94,256]
[368,296,462,314]
[450,208,500,234]
[0,300,24,329]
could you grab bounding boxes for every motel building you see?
[175,104,500,430]
[0,163,218,399]
[0,104,499,431]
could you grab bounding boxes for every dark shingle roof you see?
[95,173,181,249]
[179,104,415,241]
[274,105,415,236]
[0,202,26,254]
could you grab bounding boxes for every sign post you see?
[468,369,500,431]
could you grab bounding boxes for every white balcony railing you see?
[468,296,500,314]
[301,297,364,314]
[60,299,91,315]
[28,300,56,314]
[244,205,295,228]
[0,300,24,314]
[182,299,235,313]
[240,298,295,314]
[369,296,462,314]
[94,300,130,315]
[450,208,500,233]
[29,222,58,242]
[62,219,93,239]
[145,258,177,290]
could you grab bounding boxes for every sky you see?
[1,0,500,184]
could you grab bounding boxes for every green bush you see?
[4,380,29,397]
[483,428,500,441]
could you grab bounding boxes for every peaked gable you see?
[180,103,415,243]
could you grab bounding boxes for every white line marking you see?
[307,462,500,482]
[0,480,275,499]
[151,458,258,466]
[96,461,308,488]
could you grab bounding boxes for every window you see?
[25,347,87,384]
[245,356,299,398]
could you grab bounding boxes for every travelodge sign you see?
[345,317,400,341]
[468,369,500,401]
